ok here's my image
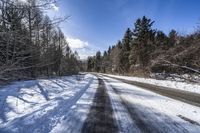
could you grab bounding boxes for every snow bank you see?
[50,76,98,133]
[0,74,95,133]
[104,74,200,94]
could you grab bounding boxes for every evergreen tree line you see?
[0,0,80,82]
[87,16,200,78]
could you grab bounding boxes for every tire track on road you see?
[103,77,189,133]
[81,78,118,133]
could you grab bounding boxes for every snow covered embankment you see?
[0,74,95,133]
[104,74,200,94]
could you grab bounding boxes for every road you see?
[2,74,198,133]
[81,78,118,133]
[80,74,200,133]
[103,74,200,107]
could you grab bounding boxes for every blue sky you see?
[49,0,200,59]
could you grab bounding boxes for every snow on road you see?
[104,74,200,94]
[50,76,98,133]
[1,73,200,133]
[102,75,200,133]
[0,74,97,133]
[104,78,140,133]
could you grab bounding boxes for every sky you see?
[48,0,200,59]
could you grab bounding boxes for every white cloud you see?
[50,4,59,12]
[18,0,27,3]
[77,48,96,60]
[65,37,96,60]
[66,37,89,49]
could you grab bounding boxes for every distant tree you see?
[121,28,132,73]
[101,51,106,73]
[133,16,156,67]
[168,29,178,47]
[110,41,123,73]
[87,56,94,72]
[95,51,102,72]
[107,46,112,55]
[129,39,138,71]
[156,31,167,45]
[86,15,200,82]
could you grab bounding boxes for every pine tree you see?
[121,28,132,73]
[168,29,178,47]
[95,51,102,72]
[87,57,94,72]
[152,31,168,50]
[101,51,107,73]
[133,16,156,67]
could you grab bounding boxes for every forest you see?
[1,0,200,83]
[87,16,200,81]
[0,0,80,82]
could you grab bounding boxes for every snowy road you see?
[0,74,200,133]
[103,74,200,107]
[81,78,118,133]
[102,75,200,133]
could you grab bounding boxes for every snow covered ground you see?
[104,74,200,94]
[50,76,98,133]
[103,76,200,133]
[0,74,97,133]
[1,73,200,133]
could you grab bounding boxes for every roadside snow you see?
[103,76,200,133]
[50,76,98,133]
[0,74,96,133]
[104,74,200,94]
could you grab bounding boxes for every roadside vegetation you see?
[0,0,80,82]
[87,16,200,82]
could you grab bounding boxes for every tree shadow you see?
[37,83,49,101]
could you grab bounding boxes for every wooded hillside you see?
[0,0,80,82]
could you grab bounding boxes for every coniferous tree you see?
[155,31,168,47]
[86,15,200,80]
[101,51,108,73]
[121,28,132,73]
[87,57,94,72]
[168,29,178,47]
[95,51,102,72]
[133,16,156,67]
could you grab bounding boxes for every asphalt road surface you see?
[81,78,118,133]
[81,75,200,133]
